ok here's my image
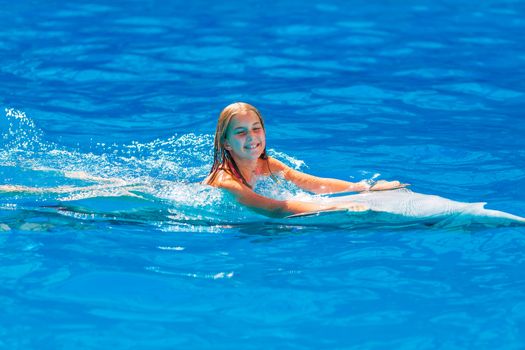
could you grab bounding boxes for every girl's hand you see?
[369,180,409,191]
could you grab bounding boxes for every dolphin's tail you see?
[459,203,525,227]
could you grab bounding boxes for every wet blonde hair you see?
[206,102,269,188]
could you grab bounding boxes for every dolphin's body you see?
[285,189,525,228]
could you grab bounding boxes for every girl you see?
[203,102,407,218]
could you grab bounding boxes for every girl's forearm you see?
[310,178,369,194]
[246,199,335,218]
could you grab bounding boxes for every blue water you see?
[2,0,525,348]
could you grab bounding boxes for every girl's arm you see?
[219,178,368,218]
[268,157,406,194]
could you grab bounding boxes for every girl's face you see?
[224,110,266,161]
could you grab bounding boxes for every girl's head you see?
[208,102,268,184]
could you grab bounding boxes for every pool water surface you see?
[1,0,525,348]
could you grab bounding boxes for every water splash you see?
[2,108,216,182]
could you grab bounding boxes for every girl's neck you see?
[231,156,259,185]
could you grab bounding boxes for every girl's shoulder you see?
[204,168,243,190]
[266,156,289,172]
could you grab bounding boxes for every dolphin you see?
[285,188,525,228]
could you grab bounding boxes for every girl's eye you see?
[236,131,247,135]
